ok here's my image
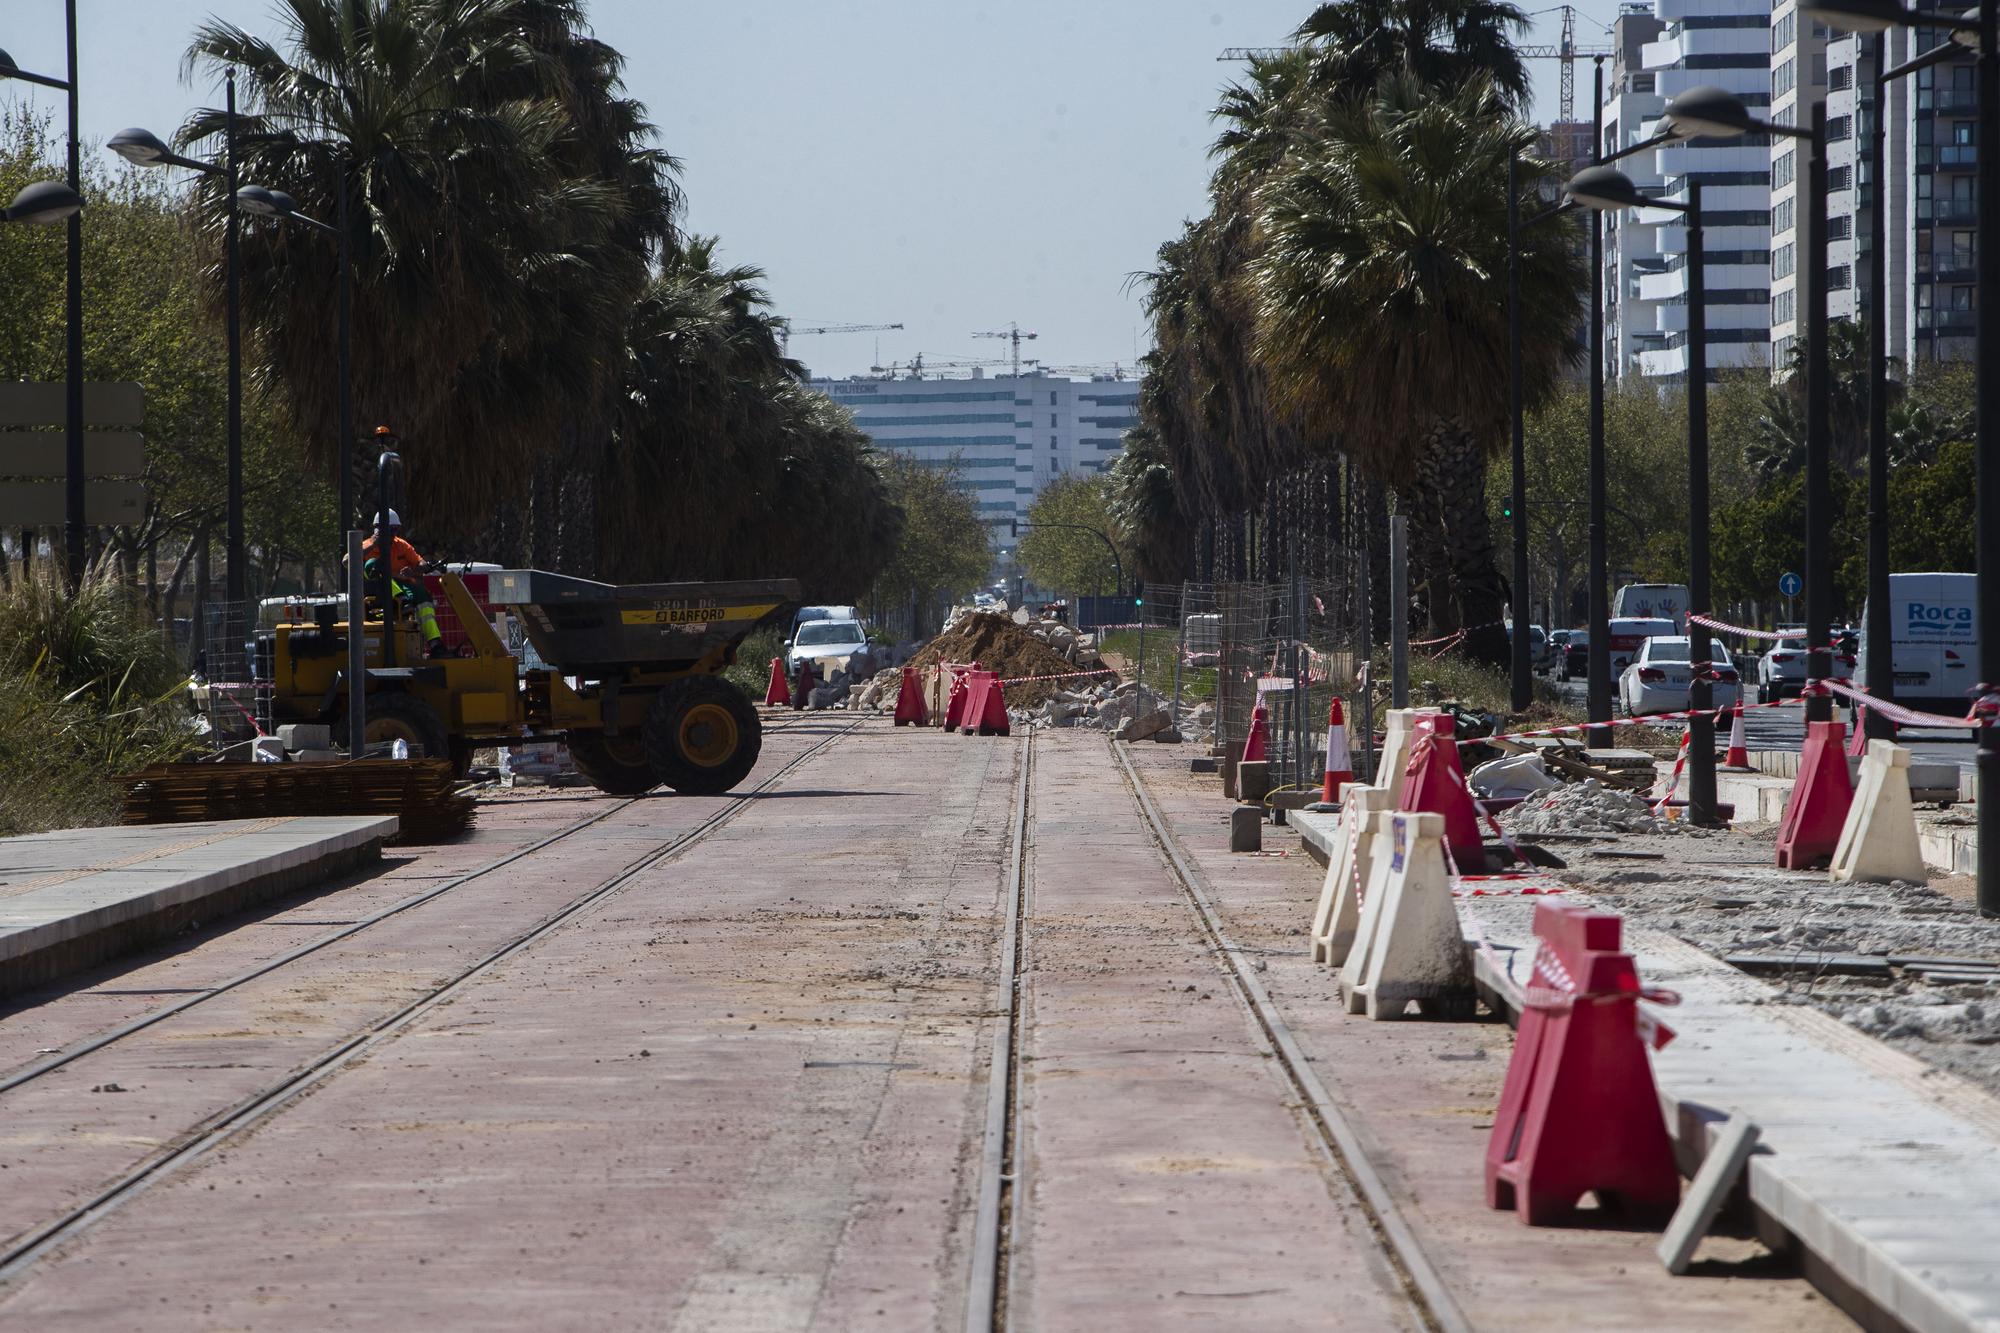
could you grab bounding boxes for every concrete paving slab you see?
[1472,895,2000,1332]
[0,817,395,996]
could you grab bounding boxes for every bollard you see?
[1229,803,1263,853]
[1237,759,1272,805]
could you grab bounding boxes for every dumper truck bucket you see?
[483,570,800,673]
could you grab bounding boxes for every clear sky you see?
[3,0,1615,380]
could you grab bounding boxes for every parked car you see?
[1618,635,1741,717]
[785,618,869,672]
[1507,622,1549,670]
[1555,630,1588,681]
[1606,616,1678,676]
[1755,636,1808,702]
[1855,572,1975,716]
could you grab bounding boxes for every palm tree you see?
[1250,77,1584,658]
[1296,0,1533,107]
[183,0,659,550]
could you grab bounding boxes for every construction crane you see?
[777,320,903,353]
[1221,5,1610,125]
[868,354,1029,379]
[1520,6,1612,128]
[971,323,1039,376]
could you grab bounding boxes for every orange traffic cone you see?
[1321,696,1353,804]
[1724,702,1749,768]
[893,666,928,726]
[764,656,789,706]
[1241,699,1269,764]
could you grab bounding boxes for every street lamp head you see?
[1799,0,1910,31]
[5,180,84,224]
[234,184,297,218]
[107,127,174,166]
[1565,165,1652,212]
[0,49,18,78]
[1951,7,1980,48]
[1662,85,1766,139]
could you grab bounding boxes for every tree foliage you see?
[868,455,988,636]
[1020,475,1128,596]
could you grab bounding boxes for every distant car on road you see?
[1555,630,1588,681]
[1618,635,1740,717]
[786,618,869,672]
[1507,622,1549,670]
[1755,636,1808,702]
[1606,616,1678,676]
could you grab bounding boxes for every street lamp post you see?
[0,2,86,587]
[1802,0,1995,915]
[1567,164,1720,825]
[107,74,246,605]
[1587,58,1612,747]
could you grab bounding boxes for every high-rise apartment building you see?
[1768,12,1979,371]
[810,369,1140,546]
[1601,0,1774,381]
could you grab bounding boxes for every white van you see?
[1856,572,1977,717]
[1611,583,1690,631]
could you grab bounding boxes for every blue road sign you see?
[1779,571,1803,598]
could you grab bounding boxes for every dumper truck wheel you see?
[644,676,761,795]
[566,731,659,795]
[351,692,450,761]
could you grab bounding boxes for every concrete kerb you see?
[0,817,396,998]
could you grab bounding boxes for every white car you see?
[786,618,869,672]
[1755,636,1808,702]
[1605,616,1678,677]
[1618,635,1741,717]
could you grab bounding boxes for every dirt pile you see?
[906,612,1103,707]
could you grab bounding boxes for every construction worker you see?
[360,509,448,658]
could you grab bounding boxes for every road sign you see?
[0,480,145,526]
[1779,571,1803,598]
[0,382,145,428]
[0,431,145,478]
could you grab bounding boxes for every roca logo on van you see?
[1907,602,1972,628]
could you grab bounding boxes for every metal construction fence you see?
[1115,574,1373,797]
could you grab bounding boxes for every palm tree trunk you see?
[1397,468,1453,639]
[1424,420,1508,667]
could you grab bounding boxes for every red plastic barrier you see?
[789,659,815,711]
[1775,719,1854,870]
[1241,700,1270,763]
[1484,902,1680,1225]
[942,666,973,731]
[763,656,790,707]
[893,666,928,726]
[960,670,1011,737]
[1399,713,1484,868]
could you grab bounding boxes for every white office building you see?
[810,369,1141,545]
[1601,0,1775,381]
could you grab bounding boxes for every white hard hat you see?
[373,510,401,528]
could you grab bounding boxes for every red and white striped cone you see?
[1724,702,1749,768]
[1321,695,1353,804]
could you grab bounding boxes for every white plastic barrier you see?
[1310,785,1393,967]
[1830,739,1929,885]
[1341,811,1476,1020]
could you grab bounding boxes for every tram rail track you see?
[0,715,858,1288]
[1108,738,1471,1333]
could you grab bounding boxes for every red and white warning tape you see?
[995,667,1119,687]
[1820,676,1992,730]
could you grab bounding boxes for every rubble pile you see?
[1501,779,1690,836]
[905,611,1102,708]
[1017,681,1179,742]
